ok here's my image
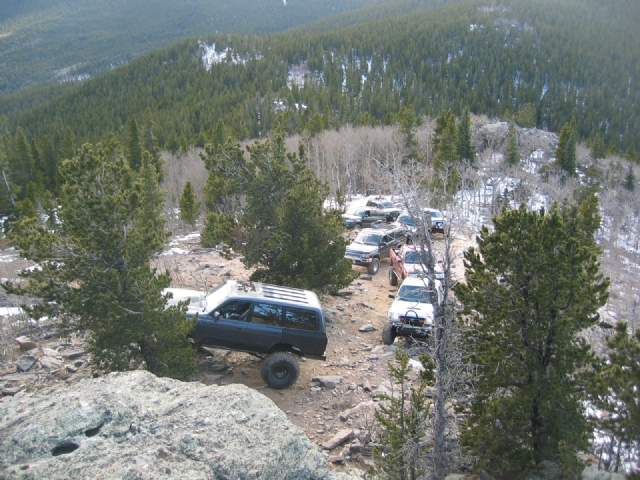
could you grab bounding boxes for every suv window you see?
[250,302,282,326]
[284,307,318,331]
[217,300,251,320]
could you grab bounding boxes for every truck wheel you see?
[261,352,300,389]
[382,324,396,345]
[354,223,362,231]
[389,268,398,286]
[367,258,380,275]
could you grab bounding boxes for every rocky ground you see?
[0,230,471,474]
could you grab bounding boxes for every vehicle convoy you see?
[389,244,445,286]
[164,280,327,389]
[383,276,443,345]
[344,224,407,274]
[342,207,396,230]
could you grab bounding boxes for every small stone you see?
[312,376,343,389]
[66,365,78,374]
[16,355,37,372]
[2,387,21,396]
[358,324,376,332]
[15,336,37,351]
[359,274,373,281]
[321,429,354,450]
[328,455,344,464]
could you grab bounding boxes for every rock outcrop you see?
[0,371,359,479]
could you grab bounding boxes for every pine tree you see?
[396,104,420,162]
[590,133,606,162]
[514,103,537,128]
[6,142,196,378]
[556,117,577,176]
[623,165,636,191]
[126,115,143,171]
[178,180,200,227]
[456,108,475,164]
[455,198,609,478]
[505,121,520,165]
[201,126,354,292]
[373,349,432,480]
[590,322,640,472]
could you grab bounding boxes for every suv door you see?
[362,209,387,227]
[282,307,327,357]
[242,302,283,351]
[193,300,251,349]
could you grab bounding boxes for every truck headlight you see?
[388,313,399,321]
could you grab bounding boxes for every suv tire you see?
[389,268,398,286]
[367,258,380,275]
[261,352,300,389]
[354,223,362,231]
[382,324,396,345]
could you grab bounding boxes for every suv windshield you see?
[396,214,416,227]
[355,232,382,246]
[397,285,434,304]
[427,210,443,218]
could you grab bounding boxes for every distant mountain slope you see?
[2,0,639,155]
[0,0,382,94]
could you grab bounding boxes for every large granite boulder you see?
[0,371,358,479]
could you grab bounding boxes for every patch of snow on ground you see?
[0,307,23,317]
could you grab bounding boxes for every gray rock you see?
[15,336,38,351]
[312,375,343,389]
[41,347,60,357]
[358,324,376,332]
[321,429,354,450]
[0,370,357,479]
[16,355,37,372]
[1,387,21,396]
[39,356,63,372]
[60,349,86,360]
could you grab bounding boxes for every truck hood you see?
[346,243,378,255]
[163,288,205,315]
[342,213,361,222]
[387,299,435,323]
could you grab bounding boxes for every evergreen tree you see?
[556,117,577,176]
[126,115,143,171]
[396,104,420,162]
[433,112,459,168]
[624,165,636,191]
[61,126,76,161]
[201,127,354,292]
[513,103,537,128]
[455,198,609,478]
[200,211,236,250]
[506,121,520,165]
[590,133,606,162]
[178,180,200,227]
[590,322,640,469]
[373,349,432,480]
[6,142,196,378]
[456,108,475,164]
[624,143,638,163]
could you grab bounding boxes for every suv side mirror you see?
[213,311,221,321]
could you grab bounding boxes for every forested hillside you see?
[0,0,383,94]
[1,0,639,216]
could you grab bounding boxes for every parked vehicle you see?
[344,224,407,274]
[342,207,390,230]
[394,213,432,242]
[366,199,401,221]
[383,276,442,345]
[424,208,445,234]
[164,280,327,389]
[389,244,445,286]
